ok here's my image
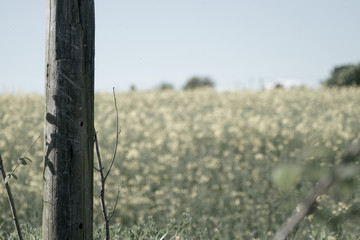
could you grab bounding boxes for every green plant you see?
[0,223,40,240]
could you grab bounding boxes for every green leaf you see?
[11,173,18,180]
[23,156,32,163]
[18,157,28,165]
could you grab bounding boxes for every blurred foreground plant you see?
[274,136,360,240]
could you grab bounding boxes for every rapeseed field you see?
[0,88,359,239]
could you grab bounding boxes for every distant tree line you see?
[134,61,360,92]
[323,63,360,87]
[156,76,215,91]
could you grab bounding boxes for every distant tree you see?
[157,82,174,91]
[322,63,360,87]
[274,83,284,89]
[183,76,215,90]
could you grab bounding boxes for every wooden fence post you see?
[42,0,95,239]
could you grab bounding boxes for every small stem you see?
[11,135,40,176]
[94,88,121,240]
[22,135,41,158]
[0,154,23,240]
[11,163,20,175]
[94,132,110,240]
[105,88,121,180]
[109,185,121,221]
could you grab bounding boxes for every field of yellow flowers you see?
[1,88,359,239]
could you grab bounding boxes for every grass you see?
[0,88,359,239]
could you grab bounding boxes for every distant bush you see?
[323,63,360,87]
[157,82,174,91]
[183,76,215,90]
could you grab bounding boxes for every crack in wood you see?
[59,71,81,89]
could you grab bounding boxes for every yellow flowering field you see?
[0,88,359,238]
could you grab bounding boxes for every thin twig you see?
[10,135,40,176]
[94,88,122,240]
[108,184,121,221]
[105,87,121,181]
[22,135,41,158]
[94,131,110,240]
[0,154,24,240]
[274,136,360,240]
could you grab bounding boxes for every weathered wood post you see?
[42,0,95,239]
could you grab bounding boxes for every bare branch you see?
[105,87,121,181]
[94,132,104,176]
[0,154,23,240]
[94,88,122,240]
[94,131,110,239]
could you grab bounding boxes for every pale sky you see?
[1,1,360,93]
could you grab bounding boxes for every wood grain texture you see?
[43,0,94,239]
